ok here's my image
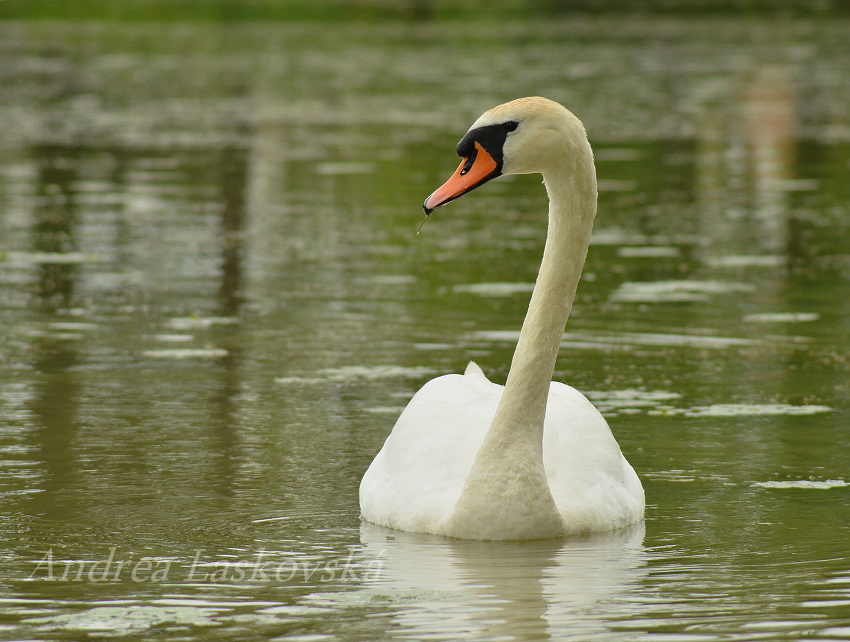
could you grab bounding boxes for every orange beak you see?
[423,142,500,214]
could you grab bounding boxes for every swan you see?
[359,97,644,540]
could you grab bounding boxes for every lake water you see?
[1,16,849,641]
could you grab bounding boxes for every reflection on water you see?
[1,16,850,641]
[359,521,647,640]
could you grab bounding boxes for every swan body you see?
[360,97,644,540]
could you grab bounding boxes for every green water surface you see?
[0,16,849,641]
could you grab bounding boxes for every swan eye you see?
[459,153,476,176]
[503,121,519,132]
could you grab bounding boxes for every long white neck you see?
[446,134,597,539]
[493,151,597,448]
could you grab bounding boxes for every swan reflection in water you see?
[358,520,647,640]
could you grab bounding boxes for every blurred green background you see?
[1,0,848,21]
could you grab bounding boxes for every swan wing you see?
[543,382,645,533]
[360,365,500,533]
[361,370,644,536]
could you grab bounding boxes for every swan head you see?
[423,96,586,214]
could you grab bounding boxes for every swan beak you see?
[423,142,500,214]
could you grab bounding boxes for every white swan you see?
[360,97,644,540]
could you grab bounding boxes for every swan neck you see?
[445,127,598,539]
[490,151,597,447]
